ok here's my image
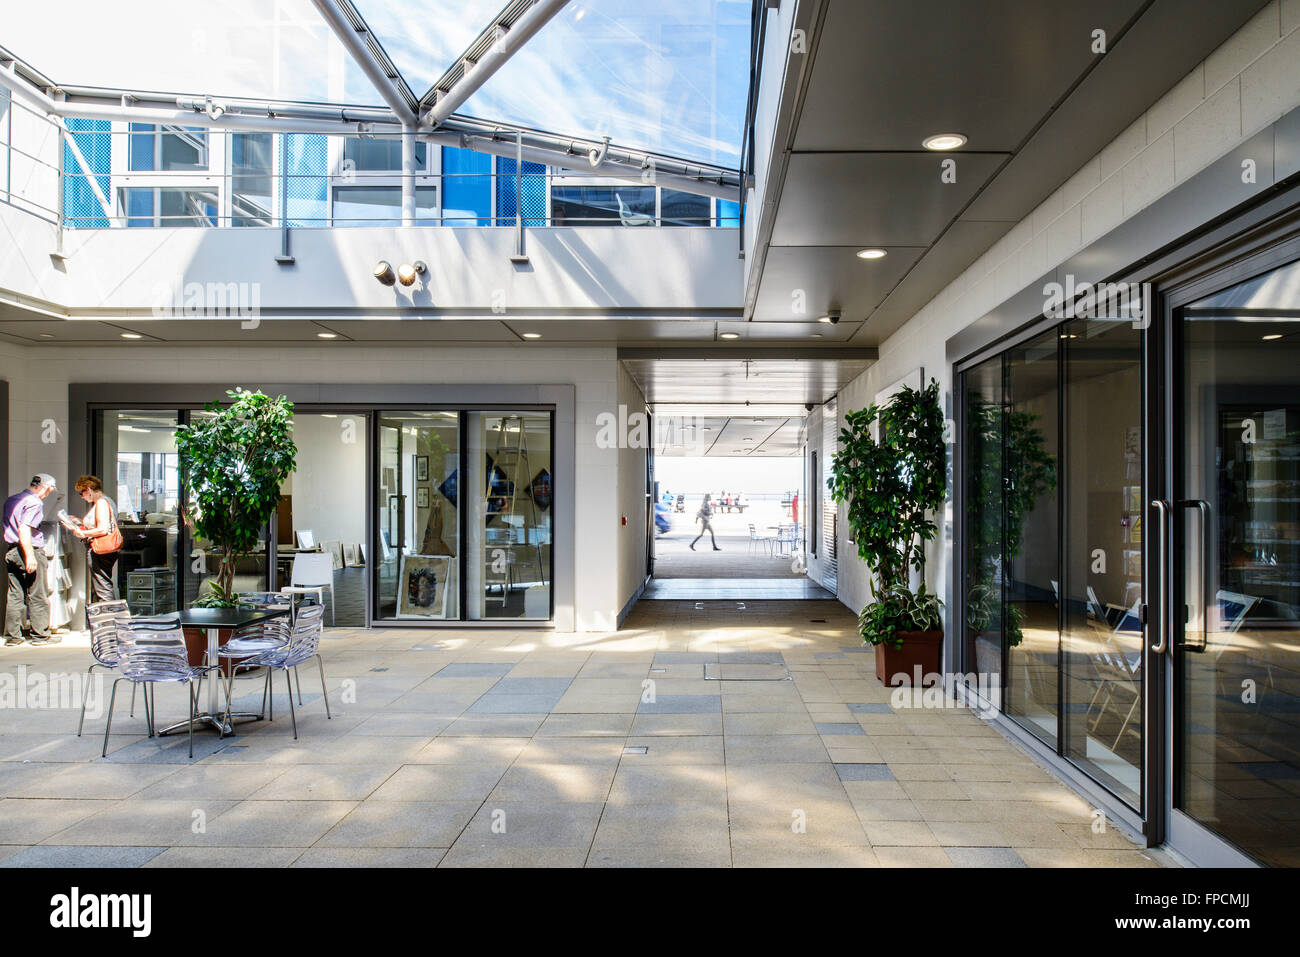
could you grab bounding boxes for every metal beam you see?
[310,0,417,120]
[421,0,572,128]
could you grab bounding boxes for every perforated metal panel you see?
[284,133,327,226]
[495,157,546,226]
[62,118,111,228]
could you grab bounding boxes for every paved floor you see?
[642,578,834,600]
[0,600,1167,867]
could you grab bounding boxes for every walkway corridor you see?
[0,600,1166,867]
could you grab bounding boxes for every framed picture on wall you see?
[416,487,430,508]
[415,455,430,482]
[397,554,452,618]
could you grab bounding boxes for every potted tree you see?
[175,388,296,664]
[828,380,946,685]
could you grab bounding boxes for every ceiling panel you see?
[623,357,872,405]
[655,414,805,458]
[851,220,1018,345]
[771,153,1008,247]
[794,0,1146,152]
[750,245,925,321]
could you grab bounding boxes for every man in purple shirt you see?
[4,474,60,646]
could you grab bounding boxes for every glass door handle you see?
[1150,499,1169,653]
[1178,499,1211,652]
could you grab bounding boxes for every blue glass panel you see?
[124,188,153,227]
[716,198,741,228]
[441,146,491,226]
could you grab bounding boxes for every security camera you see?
[819,309,841,325]
[804,403,814,412]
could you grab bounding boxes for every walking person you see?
[4,474,60,646]
[63,475,122,604]
[690,494,721,552]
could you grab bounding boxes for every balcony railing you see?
[0,95,741,230]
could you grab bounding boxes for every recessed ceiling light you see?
[38,333,55,339]
[1263,333,1284,340]
[812,332,823,338]
[719,332,740,339]
[923,133,967,151]
[317,332,338,339]
[1059,333,1078,340]
[856,248,887,260]
[522,332,542,339]
[120,333,143,339]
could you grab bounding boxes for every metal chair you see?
[747,523,774,556]
[281,552,335,624]
[222,603,330,739]
[79,600,140,736]
[103,618,216,759]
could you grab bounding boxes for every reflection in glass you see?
[468,412,553,620]
[963,358,1005,691]
[376,412,460,621]
[96,410,180,614]
[1003,332,1061,745]
[1178,256,1300,865]
[1061,319,1143,806]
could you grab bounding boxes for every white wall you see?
[834,1,1300,631]
[3,342,624,632]
[288,413,366,546]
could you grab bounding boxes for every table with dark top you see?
[156,606,290,738]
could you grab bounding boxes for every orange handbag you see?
[90,501,123,555]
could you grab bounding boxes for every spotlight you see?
[856,248,887,260]
[719,332,740,339]
[819,310,841,325]
[923,133,967,151]
[397,260,427,287]
[373,261,396,286]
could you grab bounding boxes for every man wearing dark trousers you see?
[4,474,60,646]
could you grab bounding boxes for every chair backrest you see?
[238,591,292,611]
[118,619,192,681]
[87,600,131,667]
[290,552,334,586]
[280,602,325,666]
[296,529,315,549]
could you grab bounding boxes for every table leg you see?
[207,627,220,714]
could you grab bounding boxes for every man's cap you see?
[31,473,56,489]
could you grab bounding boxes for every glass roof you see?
[1,0,749,167]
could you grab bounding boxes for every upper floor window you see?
[128,124,208,172]
[341,136,428,173]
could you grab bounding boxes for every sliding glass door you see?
[960,315,1145,810]
[1171,255,1300,866]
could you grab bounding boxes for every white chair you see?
[295,529,315,549]
[617,192,654,226]
[280,552,335,625]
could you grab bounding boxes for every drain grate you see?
[623,746,649,755]
[369,667,389,673]
[704,662,792,681]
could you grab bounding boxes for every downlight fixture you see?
[397,261,427,286]
[373,261,396,286]
[856,248,887,260]
[719,332,740,339]
[922,133,967,151]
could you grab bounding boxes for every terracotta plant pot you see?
[874,630,943,686]
[182,627,256,677]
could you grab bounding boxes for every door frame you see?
[1152,229,1300,865]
